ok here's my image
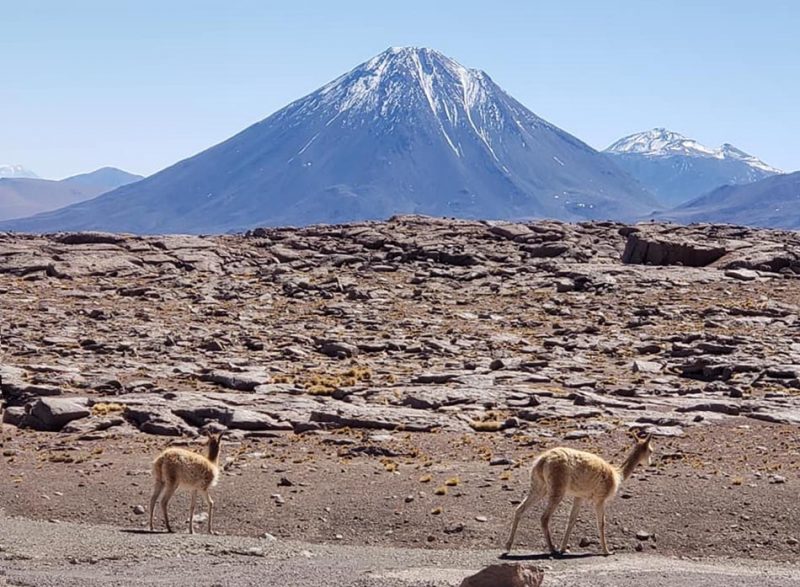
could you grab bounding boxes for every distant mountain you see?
[657,171,800,230]
[0,167,142,222]
[61,167,143,189]
[1,47,657,234]
[605,128,780,207]
[0,164,39,179]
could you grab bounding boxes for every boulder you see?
[622,231,727,267]
[27,397,90,431]
[459,564,544,587]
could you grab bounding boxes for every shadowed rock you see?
[459,563,544,587]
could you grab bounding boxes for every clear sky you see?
[3,0,798,179]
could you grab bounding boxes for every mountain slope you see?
[1,47,657,234]
[657,171,800,230]
[605,128,780,207]
[0,167,143,221]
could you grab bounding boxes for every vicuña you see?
[149,431,224,534]
[505,434,654,555]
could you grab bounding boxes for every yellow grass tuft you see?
[91,402,124,416]
[434,486,448,496]
[469,420,504,432]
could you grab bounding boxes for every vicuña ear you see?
[642,433,652,444]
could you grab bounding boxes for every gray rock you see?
[317,341,359,358]
[633,360,662,374]
[725,268,759,281]
[201,370,267,392]
[27,397,91,431]
[228,409,292,431]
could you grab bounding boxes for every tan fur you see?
[149,431,223,534]
[505,435,653,555]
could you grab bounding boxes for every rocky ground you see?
[1,217,800,584]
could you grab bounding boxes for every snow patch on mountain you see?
[0,164,39,179]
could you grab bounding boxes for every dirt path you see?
[2,511,799,587]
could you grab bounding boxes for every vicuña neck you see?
[207,441,221,464]
[619,447,642,481]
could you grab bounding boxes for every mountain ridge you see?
[0,167,143,222]
[657,170,800,230]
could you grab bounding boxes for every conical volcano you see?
[2,47,657,234]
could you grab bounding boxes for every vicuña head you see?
[148,430,225,534]
[505,433,653,556]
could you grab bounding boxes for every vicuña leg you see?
[160,481,178,533]
[188,490,197,534]
[148,478,164,532]
[595,501,611,555]
[560,497,583,553]
[540,487,565,554]
[203,490,215,534]
[505,490,537,551]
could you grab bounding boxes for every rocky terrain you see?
[1,217,799,584]
[2,216,799,437]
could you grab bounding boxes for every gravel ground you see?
[2,512,800,587]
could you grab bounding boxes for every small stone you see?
[132,505,145,515]
[489,359,505,371]
[787,538,798,546]
[636,531,652,541]
[335,534,343,540]
[578,536,593,547]
[404,495,415,503]
[475,515,488,523]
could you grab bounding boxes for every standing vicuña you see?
[149,431,224,534]
[505,434,653,556]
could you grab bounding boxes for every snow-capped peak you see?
[312,46,503,125]
[605,128,780,173]
[286,46,546,161]
[0,164,39,179]
[606,128,716,157]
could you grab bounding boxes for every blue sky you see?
[3,0,798,179]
